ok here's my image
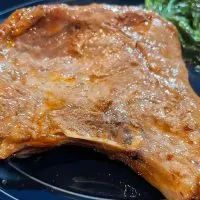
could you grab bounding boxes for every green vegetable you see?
[145,0,200,69]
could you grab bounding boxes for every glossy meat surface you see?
[0,4,199,200]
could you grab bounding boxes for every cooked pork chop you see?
[0,4,199,200]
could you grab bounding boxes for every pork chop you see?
[0,4,199,200]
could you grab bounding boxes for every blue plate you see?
[0,1,199,200]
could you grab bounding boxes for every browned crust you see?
[0,4,199,200]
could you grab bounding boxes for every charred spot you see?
[188,140,194,145]
[166,154,174,161]
[110,121,123,127]
[67,21,88,33]
[65,21,89,58]
[94,100,112,112]
[180,192,184,197]
[72,24,81,30]
[130,61,139,67]
[67,23,83,36]
[130,151,141,161]
[172,174,176,180]
[183,125,193,132]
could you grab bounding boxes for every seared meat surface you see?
[0,4,199,200]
